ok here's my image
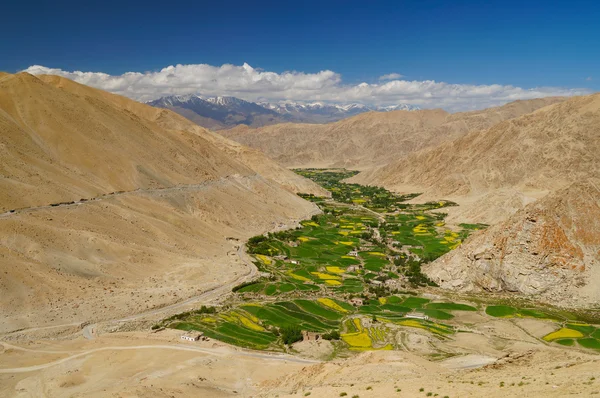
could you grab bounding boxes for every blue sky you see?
[3,0,599,109]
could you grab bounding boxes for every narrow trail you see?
[0,175,262,218]
[356,204,386,222]
[1,244,258,340]
[80,244,259,340]
[0,343,320,374]
[1,204,319,341]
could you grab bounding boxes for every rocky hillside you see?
[221,97,565,169]
[423,180,600,307]
[350,94,599,223]
[353,95,599,195]
[0,73,322,332]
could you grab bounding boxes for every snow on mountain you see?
[147,95,420,129]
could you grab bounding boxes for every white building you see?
[348,250,358,257]
[181,332,203,342]
[405,313,429,321]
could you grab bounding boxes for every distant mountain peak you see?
[146,94,419,129]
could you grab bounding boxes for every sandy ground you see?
[2,329,599,398]
[2,312,599,398]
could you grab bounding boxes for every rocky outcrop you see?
[424,180,600,307]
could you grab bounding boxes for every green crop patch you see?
[401,297,431,308]
[566,323,596,335]
[294,300,345,320]
[485,305,517,317]
[420,309,454,320]
[163,168,600,356]
[578,338,600,350]
[426,302,477,311]
[555,339,575,346]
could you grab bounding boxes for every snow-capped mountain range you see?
[147,94,419,130]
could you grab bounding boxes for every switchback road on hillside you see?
[0,174,263,218]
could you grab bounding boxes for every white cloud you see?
[586,76,593,81]
[23,63,591,112]
[379,73,403,81]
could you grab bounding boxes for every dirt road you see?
[0,342,320,374]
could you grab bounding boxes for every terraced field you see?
[160,169,600,356]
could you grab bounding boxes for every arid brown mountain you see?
[350,94,600,222]
[0,73,322,333]
[220,97,565,169]
[424,180,600,307]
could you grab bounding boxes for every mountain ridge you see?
[221,97,566,170]
[147,94,420,129]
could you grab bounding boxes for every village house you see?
[181,332,203,342]
[290,259,299,265]
[349,298,364,306]
[347,250,358,257]
[302,331,321,341]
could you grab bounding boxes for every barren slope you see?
[0,73,320,333]
[38,74,327,197]
[424,180,600,307]
[220,97,565,169]
[351,94,600,222]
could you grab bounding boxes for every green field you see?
[160,169,598,356]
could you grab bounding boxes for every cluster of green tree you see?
[279,325,303,345]
[367,284,401,297]
[246,234,279,255]
[322,330,341,340]
[162,306,217,323]
[393,255,437,287]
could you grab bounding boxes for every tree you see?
[322,330,340,340]
[280,326,303,345]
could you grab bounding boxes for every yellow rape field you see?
[342,255,357,259]
[237,315,265,332]
[352,199,366,204]
[342,331,372,348]
[326,266,345,274]
[339,241,354,246]
[311,272,341,280]
[413,224,428,235]
[338,231,350,236]
[324,280,342,286]
[303,221,320,227]
[219,314,236,322]
[416,215,426,220]
[256,254,272,265]
[200,317,217,323]
[378,297,387,305]
[287,271,310,282]
[298,236,310,242]
[317,298,349,313]
[368,252,386,257]
[543,328,584,341]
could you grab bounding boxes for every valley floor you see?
[1,169,599,397]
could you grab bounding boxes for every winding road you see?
[0,187,323,374]
[0,175,263,219]
[0,342,320,374]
